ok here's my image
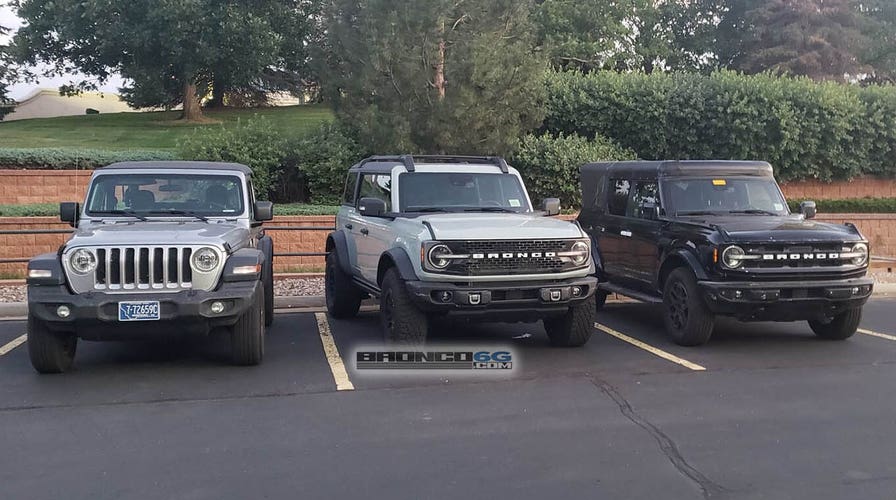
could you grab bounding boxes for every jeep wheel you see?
[809,308,861,340]
[27,315,77,374]
[325,251,362,319]
[595,290,608,312]
[663,268,714,346]
[232,289,264,365]
[263,255,274,327]
[380,268,428,346]
[544,299,595,347]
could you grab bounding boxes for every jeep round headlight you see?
[722,245,745,269]
[191,247,219,273]
[571,241,590,265]
[69,249,97,274]
[850,243,868,266]
[427,244,452,270]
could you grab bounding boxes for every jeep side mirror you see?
[542,198,561,216]
[358,197,387,217]
[254,201,274,221]
[60,202,80,227]
[800,200,816,220]
[640,202,659,221]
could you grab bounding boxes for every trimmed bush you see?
[0,148,178,170]
[285,123,367,205]
[786,197,896,214]
[511,132,636,208]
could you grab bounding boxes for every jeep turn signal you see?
[232,264,262,275]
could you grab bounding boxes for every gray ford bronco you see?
[26,161,275,373]
[325,155,598,346]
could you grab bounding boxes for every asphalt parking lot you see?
[1,299,896,500]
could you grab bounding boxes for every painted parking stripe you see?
[594,322,706,372]
[0,334,27,356]
[314,313,355,391]
[858,328,896,342]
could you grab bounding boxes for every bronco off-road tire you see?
[325,251,362,319]
[544,298,595,347]
[27,315,77,374]
[663,267,714,346]
[595,290,608,312]
[232,288,264,365]
[380,268,428,346]
[808,308,862,340]
[263,257,274,327]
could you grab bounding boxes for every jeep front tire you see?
[808,308,861,340]
[27,315,77,374]
[544,299,595,347]
[380,268,428,346]
[663,267,714,346]
[232,289,264,365]
[325,251,362,319]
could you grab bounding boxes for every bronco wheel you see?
[809,308,861,340]
[27,315,77,374]
[325,251,362,319]
[662,267,714,346]
[232,289,264,365]
[380,268,428,346]
[544,298,595,347]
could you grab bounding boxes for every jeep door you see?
[624,180,662,289]
[355,173,394,283]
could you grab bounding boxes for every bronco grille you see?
[94,246,194,291]
[739,243,853,269]
[442,240,583,276]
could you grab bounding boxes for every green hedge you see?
[544,71,896,182]
[0,148,178,170]
[786,197,896,214]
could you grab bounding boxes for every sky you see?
[1,4,124,100]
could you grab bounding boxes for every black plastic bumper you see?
[698,277,873,321]
[27,281,261,340]
[404,276,598,322]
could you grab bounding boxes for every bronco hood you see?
[683,215,863,243]
[65,221,250,251]
[422,213,584,240]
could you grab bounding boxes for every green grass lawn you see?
[0,104,333,150]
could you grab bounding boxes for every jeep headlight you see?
[570,241,590,266]
[69,249,97,274]
[722,245,746,269]
[191,247,220,273]
[427,244,452,270]
[848,243,868,266]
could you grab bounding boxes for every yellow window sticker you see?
[712,179,727,186]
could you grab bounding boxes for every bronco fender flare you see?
[325,231,352,276]
[657,247,709,290]
[377,248,419,285]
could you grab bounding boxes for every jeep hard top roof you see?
[99,161,253,174]
[348,155,510,174]
[580,160,773,180]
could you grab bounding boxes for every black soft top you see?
[100,161,253,174]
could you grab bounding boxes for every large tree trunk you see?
[180,81,203,121]
[434,21,446,100]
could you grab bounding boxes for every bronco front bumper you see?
[698,277,873,321]
[27,281,261,340]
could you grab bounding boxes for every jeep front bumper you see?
[698,277,873,321]
[27,280,261,340]
[405,276,598,321]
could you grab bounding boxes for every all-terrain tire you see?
[232,288,264,365]
[263,255,274,327]
[662,267,714,346]
[27,315,77,374]
[809,308,862,340]
[325,251,362,319]
[544,298,595,347]
[380,268,428,346]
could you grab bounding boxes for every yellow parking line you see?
[314,313,355,391]
[858,328,896,342]
[0,334,27,356]
[594,322,706,372]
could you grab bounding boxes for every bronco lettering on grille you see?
[762,253,840,261]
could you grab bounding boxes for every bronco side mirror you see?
[800,200,817,220]
[253,201,274,221]
[542,198,561,216]
[358,197,387,217]
[60,202,80,227]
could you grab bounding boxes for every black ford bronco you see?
[579,161,873,346]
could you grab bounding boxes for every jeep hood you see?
[682,216,863,243]
[65,222,249,251]
[422,213,584,240]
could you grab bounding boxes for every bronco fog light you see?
[210,301,225,314]
[69,249,97,274]
[436,291,453,303]
[722,245,746,269]
[571,286,583,297]
[191,247,219,273]
[56,305,71,318]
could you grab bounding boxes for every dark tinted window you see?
[359,174,392,211]
[343,173,359,205]
[608,179,631,216]
[630,181,659,219]
[398,173,530,212]
[661,177,788,216]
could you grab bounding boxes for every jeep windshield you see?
[85,174,245,218]
[398,172,531,212]
[661,177,789,217]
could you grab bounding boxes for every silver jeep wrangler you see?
[25,161,275,373]
[325,155,598,346]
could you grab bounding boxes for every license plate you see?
[118,301,161,321]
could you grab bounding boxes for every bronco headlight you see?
[722,245,746,269]
[570,241,590,265]
[427,244,453,270]
[69,249,97,274]
[848,243,868,267]
[191,247,220,273]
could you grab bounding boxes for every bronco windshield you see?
[661,177,789,216]
[398,172,531,213]
[85,174,245,217]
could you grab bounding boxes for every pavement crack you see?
[589,376,727,499]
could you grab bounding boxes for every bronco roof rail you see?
[358,155,509,173]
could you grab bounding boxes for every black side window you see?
[608,179,631,216]
[630,181,659,219]
[358,174,392,211]
[343,173,359,205]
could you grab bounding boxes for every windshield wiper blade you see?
[148,209,209,221]
[93,209,148,221]
[462,207,516,213]
[407,207,452,213]
[728,209,779,216]
[676,210,722,216]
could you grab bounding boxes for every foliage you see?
[0,148,178,169]
[543,70,896,181]
[860,0,896,83]
[511,133,636,208]
[0,26,16,121]
[285,123,366,205]
[785,197,896,214]
[322,0,546,155]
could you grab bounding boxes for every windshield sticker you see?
[712,179,727,186]
[508,199,521,207]
[774,203,783,211]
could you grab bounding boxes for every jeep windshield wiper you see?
[676,210,722,216]
[92,209,148,221]
[462,207,516,213]
[148,209,210,221]
[728,209,779,216]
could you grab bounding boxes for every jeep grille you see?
[441,240,582,276]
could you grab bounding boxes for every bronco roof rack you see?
[357,155,509,173]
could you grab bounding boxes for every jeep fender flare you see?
[257,234,273,267]
[377,248,418,285]
[657,248,709,291]
[325,231,352,275]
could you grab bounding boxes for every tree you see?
[322,0,546,155]
[858,0,896,83]
[532,0,630,71]
[716,0,868,81]
[0,26,16,120]
[12,0,318,120]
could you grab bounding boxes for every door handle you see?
[360,228,369,235]
[345,223,353,230]
[620,230,632,237]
